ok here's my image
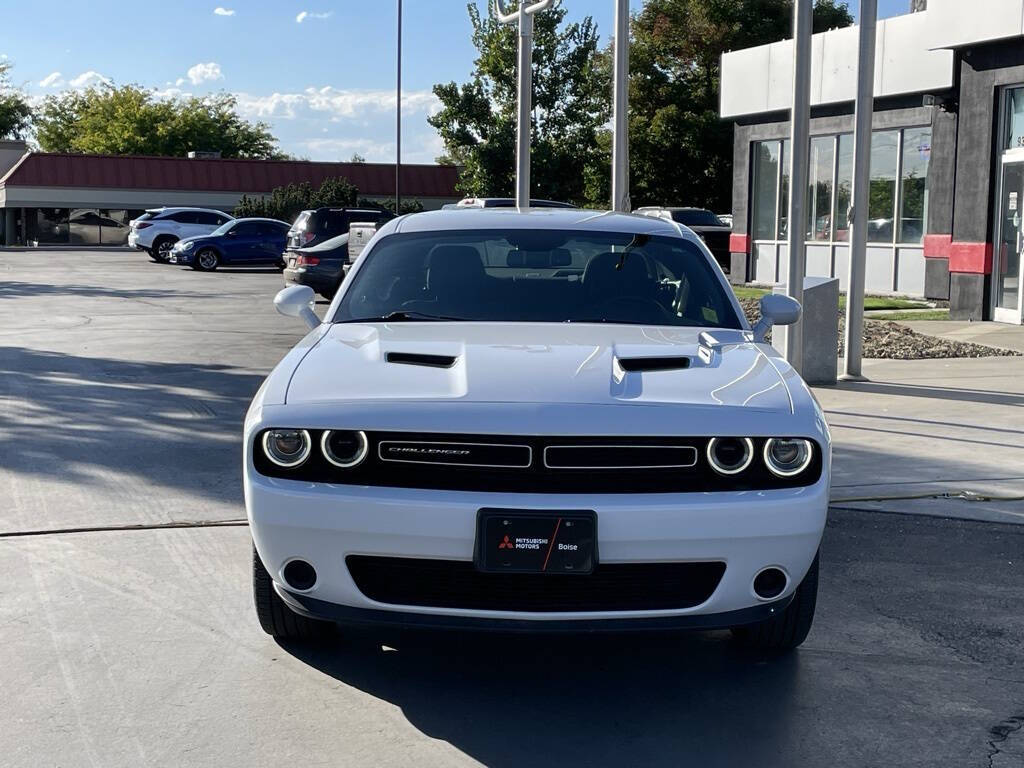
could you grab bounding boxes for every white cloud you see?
[175,77,185,86]
[296,10,333,23]
[213,6,235,15]
[69,71,112,89]
[186,62,223,85]
[234,86,439,121]
[39,71,64,88]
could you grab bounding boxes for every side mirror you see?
[752,293,801,343]
[274,285,320,330]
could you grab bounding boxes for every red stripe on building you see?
[948,242,993,274]
[729,233,750,254]
[923,233,952,259]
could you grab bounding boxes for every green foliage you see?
[35,84,282,159]
[358,197,425,215]
[429,0,609,205]
[234,176,359,222]
[0,62,33,140]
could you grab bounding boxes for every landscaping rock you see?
[738,298,1020,360]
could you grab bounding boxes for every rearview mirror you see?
[274,285,320,330]
[751,294,801,343]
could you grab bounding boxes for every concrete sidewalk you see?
[815,354,1024,525]
[901,318,1024,353]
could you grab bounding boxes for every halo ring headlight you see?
[706,437,755,475]
[262,429,312,468]
[321,430,369,468]
[763,438,814,477]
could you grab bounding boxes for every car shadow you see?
[0,281,210,301]
[281,629,802,767]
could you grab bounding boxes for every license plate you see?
[475,509,596,575]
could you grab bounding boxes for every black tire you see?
[252,544,334,641]
[731,552,819,653]
[193,248,219,271]
[147,248,162,263]
[152,236,177,263]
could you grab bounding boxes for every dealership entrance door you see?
[994,157,1024,324]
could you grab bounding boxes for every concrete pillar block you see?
[774,276,839,385]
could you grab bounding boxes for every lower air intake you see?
[346,556,726,612]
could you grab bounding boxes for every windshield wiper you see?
[340,310,468,323]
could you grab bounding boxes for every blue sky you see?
[0,0,910,164]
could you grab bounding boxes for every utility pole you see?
[611,0,630,213]
[496,0,554,210]
[841,0,878,381]
[396,0,402,212]
[780,0,813,373]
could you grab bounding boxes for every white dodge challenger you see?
[245,208,830,652]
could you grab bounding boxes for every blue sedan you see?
[170,218,291,271]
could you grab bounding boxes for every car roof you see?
[393,208,688,238]
[636,206,712,213]
[232,217,289,225]
[146,207,233,215]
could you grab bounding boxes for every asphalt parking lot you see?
[1,251,1022,767]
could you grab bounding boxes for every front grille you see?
[252,431,824,493]
[256,434,823,493]
[346,556,726,612]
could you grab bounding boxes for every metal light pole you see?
[496,0,554,210]
[611,0,630,213]
[396,0,402,212]
[780,0,813,373]
[841,0,878,381]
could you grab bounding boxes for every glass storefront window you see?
[752,140,781,240]
[899,128,931,244]
[834,133,853,242]
[868,130,899,243]
[26,208,70,245]
[1005,87,1024,151]
[778,139,791,239]
[807,136,834,241]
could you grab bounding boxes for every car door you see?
[222,222,260,263]
[262,223,289,263]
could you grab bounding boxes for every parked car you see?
[287,207,394,250]
[282,232,354,299]
[247,208,829,653]
[168,218,290,271]
[128,207,234,263]
[634,207,733,272]
[456,197,577,208]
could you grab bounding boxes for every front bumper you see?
[247,473,828,627]
[169,249,193,264]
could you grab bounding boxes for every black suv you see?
[286,207,395,250]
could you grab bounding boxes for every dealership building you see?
[722,0,1024,323]
[0,141,460,248]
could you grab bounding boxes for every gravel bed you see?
[738,298,1021,360]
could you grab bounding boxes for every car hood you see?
[283,322,793,413]
[175,234,216,248]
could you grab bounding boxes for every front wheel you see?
[252,545,334,641]
[193,248,219,271]
[152,237,177,263]
[731,552,819,653]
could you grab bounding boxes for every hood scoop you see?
[616,356,691,373]
[385,351,458,369]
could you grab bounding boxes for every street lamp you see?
[495,0,555,210]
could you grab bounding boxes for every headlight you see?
[321,430,368,468]
[183,241,195,250]
[262,429,311,468]
[706,437,754,475]
[763,438,813,477]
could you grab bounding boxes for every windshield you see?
[211,221,236,236]
[333,229,741,328]
[671,209,725,227]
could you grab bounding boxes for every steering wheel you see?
[591,295,675,323]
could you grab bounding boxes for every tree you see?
[358,197,425,215]
[349,153,366,163]
[35,84,282,159]
[429,0,608,205]
[589,0,854,210]
[234,176,359,222]
[0,62,33,140]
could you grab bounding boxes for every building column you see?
[948,242,991,321]
[3,208,15,246]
